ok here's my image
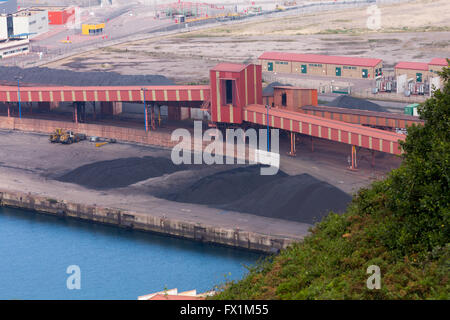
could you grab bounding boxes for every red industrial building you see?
[209,63,262,124]
[47,7,75,25]
[0,62,423,169]
[395,58,448,82]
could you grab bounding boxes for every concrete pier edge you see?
[0,189,304,254]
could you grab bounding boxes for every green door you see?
[268,62,273,72]
[301,64,307,74]
[362,69,368,78]
[416,73,422,82]
[335,67,341,76]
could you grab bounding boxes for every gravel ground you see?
[0,129,401,228]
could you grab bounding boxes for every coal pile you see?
[160,166,352,224]
[57,156,186,189]
[223,173,351,224]
[262,82,291,97]
[164,166,288,205]
[0,66,174,87]
[327,95,387,112]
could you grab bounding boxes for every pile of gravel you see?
[327,95,386,112]
[262,82,291,97]
[161,165,352,224]
[58,158,352,224]
[224,172,351,224]
[0,66,174,87]
[164,166,288,205]
[57,156,186,189]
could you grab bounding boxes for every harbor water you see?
[0,207,261,300]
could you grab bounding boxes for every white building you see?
[11,9,48,38]
[0,14,14,40]
[0,38,30,59]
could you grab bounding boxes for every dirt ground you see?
[42,0,450,84]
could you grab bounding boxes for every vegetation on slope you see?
[214,63,450,300]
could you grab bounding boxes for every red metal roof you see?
[245,104,405,142]
[0,85,209,91]
[302,105,424,122]
[0,85,210,103]
[211,63,247,72]
[258,52,382,67]
[394,61,429,71]
[274,86,313,90]
[428,58,448,66]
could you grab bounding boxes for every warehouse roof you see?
[428,58,448,66]
[258,52,382,67]
[394,61,429,71]
[211,63,247,72]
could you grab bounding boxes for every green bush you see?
[213,61,450,300]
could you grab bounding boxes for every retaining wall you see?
[0,190,296,253]
[0,116,177,148]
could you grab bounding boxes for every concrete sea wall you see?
[0,190,296,253]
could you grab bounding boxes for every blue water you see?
[0,207,261,300]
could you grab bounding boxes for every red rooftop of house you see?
[138,288,214,300]
[258,52,382,67]
[211,63,247,72]
[428,58,448,66]
[394,61,429,71]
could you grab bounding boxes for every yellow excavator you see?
[49,128,64,143]
[59,130,87,144]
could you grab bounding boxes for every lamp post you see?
[265,104,270,152]
[141,88,148,132]
[15,76,23,119]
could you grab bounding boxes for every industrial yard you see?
[0,0,448,303]
[40,0,450,84]
[0,128,401,247]
[0,0,439,249]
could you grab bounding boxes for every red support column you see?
[288,132,296,157]
[349,145,358,170]
[74,103,78,124]
[7,103,10,118]
[151,105,156,130]
[144,103,149,132]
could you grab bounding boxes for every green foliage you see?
[213,62,450,300]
